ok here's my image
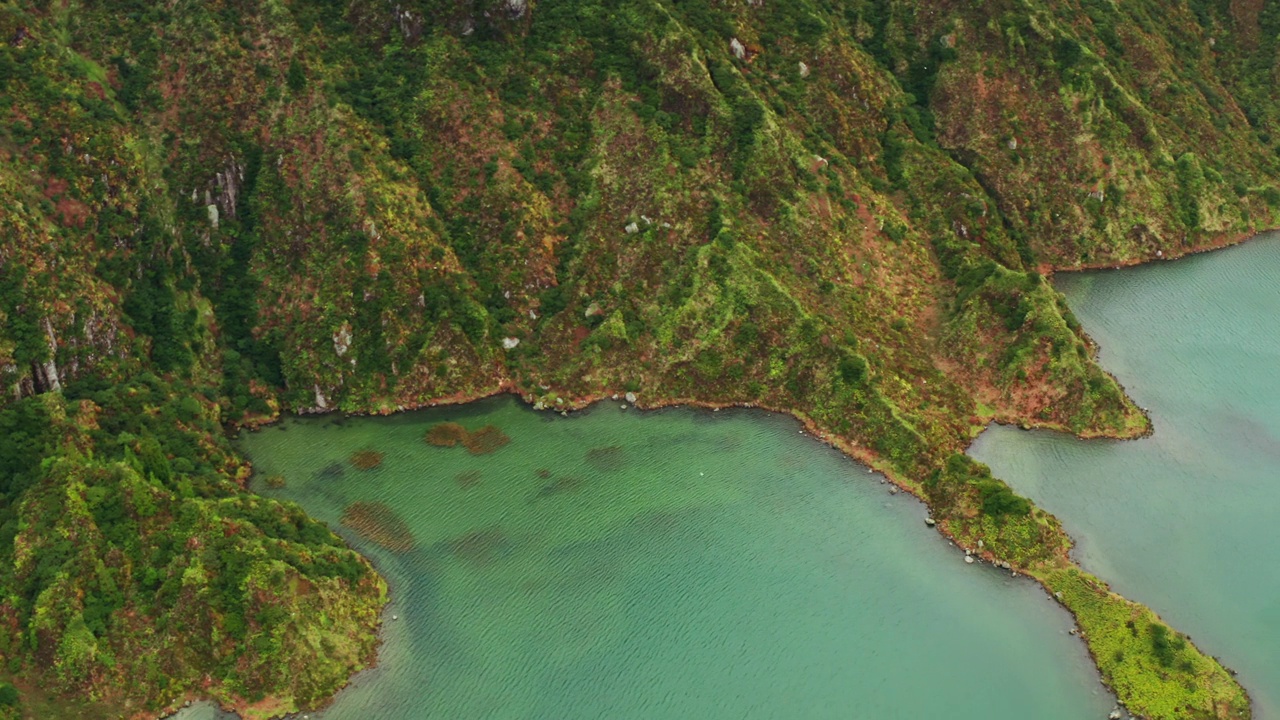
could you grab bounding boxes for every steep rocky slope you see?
[1,0,1276,717]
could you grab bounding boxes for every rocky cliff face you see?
[0,0,1275,717]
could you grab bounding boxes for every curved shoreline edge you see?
[227,387,1244,720]
[211,231,1280,720]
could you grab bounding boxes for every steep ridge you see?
[0,0,1276,717]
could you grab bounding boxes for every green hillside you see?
[1,0,1276,717]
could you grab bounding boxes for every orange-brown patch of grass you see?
[341,501,415,552]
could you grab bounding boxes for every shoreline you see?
[1041,226,1279,277]
[228,390,1147,720]
[210,230,1280,720]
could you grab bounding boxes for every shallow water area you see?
[237,398,1111,719]
[971,231,1280,718]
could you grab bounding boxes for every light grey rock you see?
[333,324,353,357]
[38,318,61,393]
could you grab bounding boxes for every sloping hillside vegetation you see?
[1,0,1276,717]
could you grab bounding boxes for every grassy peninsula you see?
[1,0,1277,717]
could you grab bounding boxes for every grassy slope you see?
[0,0,1277,717]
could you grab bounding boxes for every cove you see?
[235,397,1112,719]
[971,232,1280,719]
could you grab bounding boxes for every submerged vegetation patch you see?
[533,474,586,500]
[316,462,346,479]
[341,501,416,552]
[463,426,511,455]
[350,449,385,470]
[425,422,512,455]
[455,470,482,488]
[444,526,511,566]
[585,445,626,471]
[425,422,468,447]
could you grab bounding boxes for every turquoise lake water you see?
[236,399,1113,719]
[972,232,1280,719]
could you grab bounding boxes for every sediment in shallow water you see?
[585,445,625,471]
[340,501,415,551]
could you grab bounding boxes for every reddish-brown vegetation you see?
[424,422,468,447]
[425,422,511,454]
[349,449,384,470]
[462,425,510,455]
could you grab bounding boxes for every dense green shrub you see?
[976,479,1033,518]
